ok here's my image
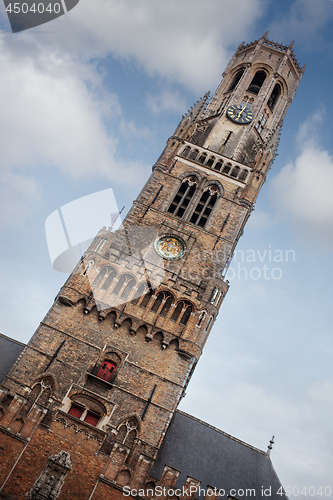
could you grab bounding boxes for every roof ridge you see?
[176,409,267,455]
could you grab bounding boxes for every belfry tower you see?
[0,34,304,500]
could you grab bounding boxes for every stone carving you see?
[27,451,72,500]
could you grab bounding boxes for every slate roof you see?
[151,410,287,500]
[0,333,25,383]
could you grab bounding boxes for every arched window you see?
[67,395,106,427]
[206,156,215,168]
[179,303,193,325]
[197,153,207,164]
[247,70,266,95]
[151,292,164,313]
[188,149,199,161]
[140,289,153,309]
[132,283,148,304]
[181,146,191,158]
[229,69,245,91]
[239,170,248,181]
[96,360,116,382]
[101,267,117,290]
[121,277,136,299]
[171,300,193,325]
[222,164,232,175]
[268,83,281,111]
[167,177,198,218]
[92,268,107,288]
[190,186,219,228]
[160,295,173,317]
[230,166,240,178]
[214,161,223,171]
[151,291,174,316]
[117,418,138,447]
[112,274,136,299]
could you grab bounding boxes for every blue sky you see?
[0,0,333,497]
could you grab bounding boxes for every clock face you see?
[226,104,253,124]
[155,236,185,261]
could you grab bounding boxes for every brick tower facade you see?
[0,34,304,500]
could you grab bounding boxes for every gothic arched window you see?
[189,186,219,228]
[151,291,174,317]
[268,83,281,111]
[171,300,193,326]
[222,164,232,175]
[247,70,266,95]
[132,283,148,304]
[181,146,191,158]
[230,166,240,178]
[229,69,245,91]
[67,396,106,427]
[92,268,107,288]
[139,289,153,309]
[117,418,138,447]
[112,274,136,299]
[160,294,173,317]
[101,267,117,290]
[167,177,198,218]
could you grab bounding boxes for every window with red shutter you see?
[84,412,99,426]
[68,404,83,419]
[96,360,116,382]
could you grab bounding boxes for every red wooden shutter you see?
[68,404,83,419]
[84,412,99,426]
[96,361,116,381]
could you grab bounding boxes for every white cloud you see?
[0,32,150,229]
[268,0,333,48]
[0,171,40,230]
[146,89,187,114]
[29,0,266,93]
[271,146,333,248]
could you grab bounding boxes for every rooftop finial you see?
[267,435,275,455]
[289,40,295,49]
[262,31,269,39]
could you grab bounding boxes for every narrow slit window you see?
[197,311,206,327]
[268,83,281,111]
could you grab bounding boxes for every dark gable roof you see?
[0,333,25,383]
[151,410,286,500]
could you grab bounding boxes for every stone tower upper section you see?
[190,33,305,166]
